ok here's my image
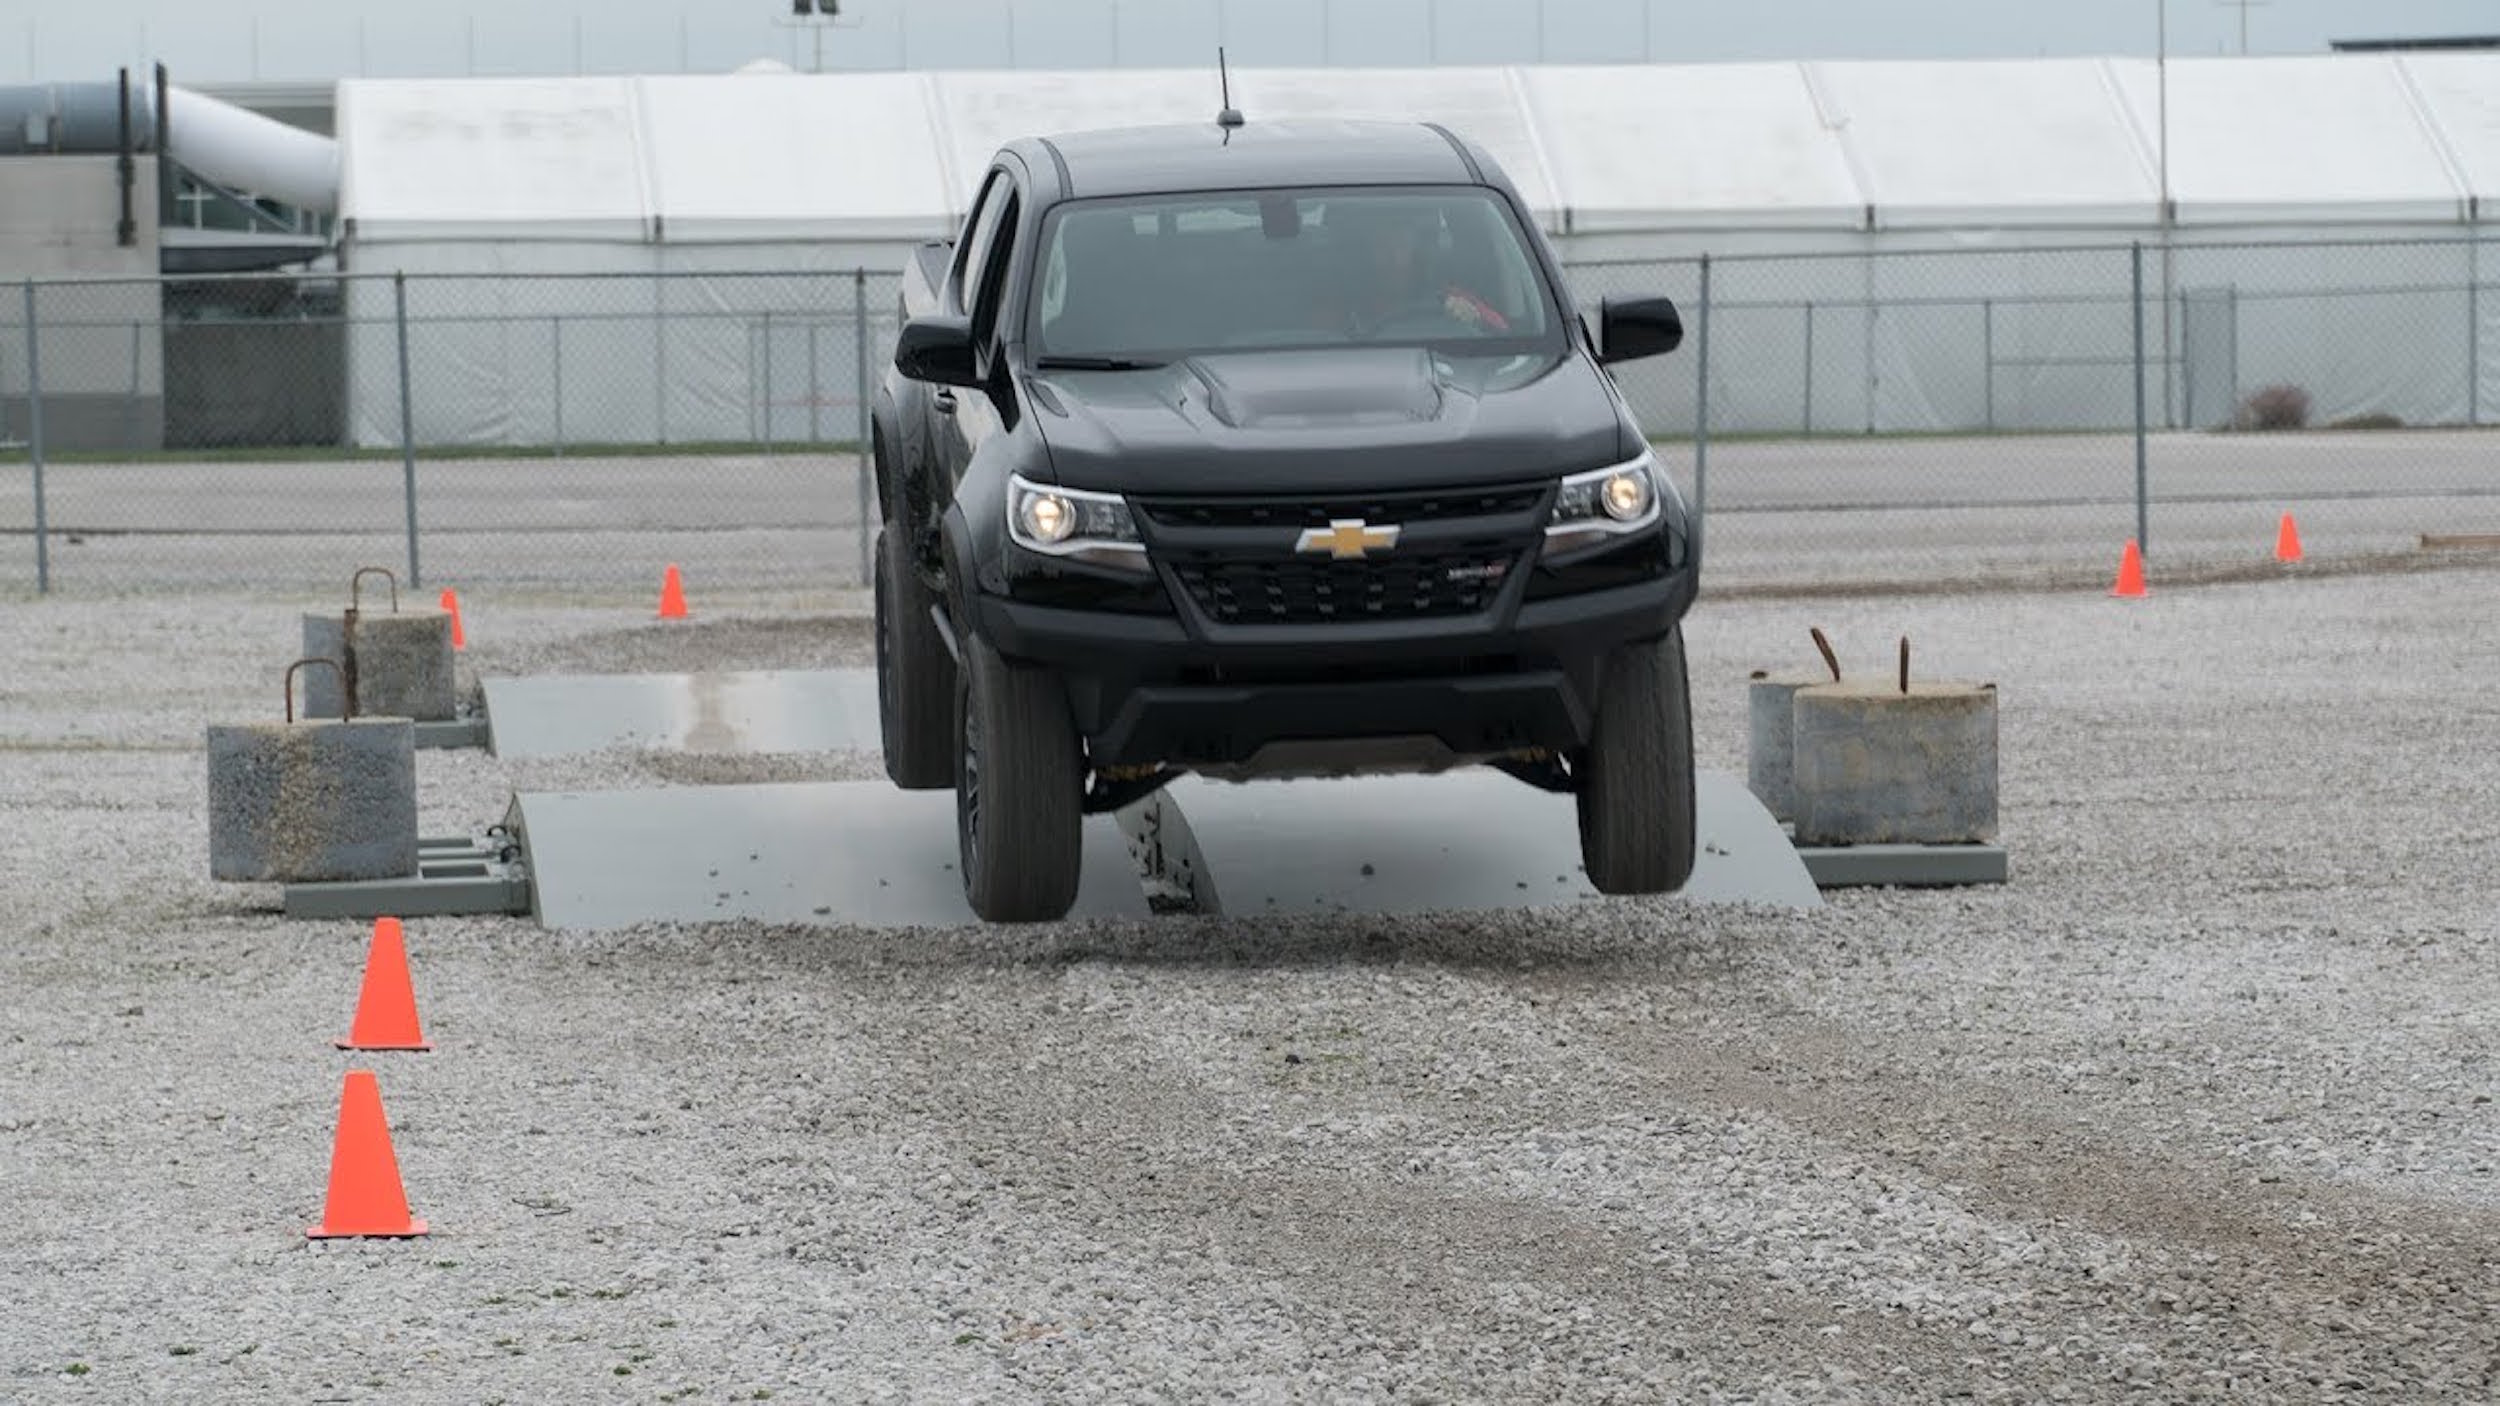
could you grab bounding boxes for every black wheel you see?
[955,630,1084,923]
[875,520,955,789]
[1575,626,1698,895]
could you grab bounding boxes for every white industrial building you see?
[314,53,2500,446]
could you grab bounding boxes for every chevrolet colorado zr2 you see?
[872,116,1697,922]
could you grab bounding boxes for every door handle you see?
[932,389,958,414]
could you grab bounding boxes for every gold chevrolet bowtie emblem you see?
[1296,518,1402,560]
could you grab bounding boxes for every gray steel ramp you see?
[508,768,1818,931]
[1125,768,1821,917]
[507,783,1154,930]
[483,670,880,758]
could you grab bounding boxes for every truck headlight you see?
[1546,452,1666,552]
[1008,473,1148,571]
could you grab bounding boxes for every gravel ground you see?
[4,556,2498,1402]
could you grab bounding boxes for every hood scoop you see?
[1187,349,1446,430]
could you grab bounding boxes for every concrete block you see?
[1745,670,1827,822]
[300,611,457,722]
[207,718,419,883]
[1791,681,1998,847]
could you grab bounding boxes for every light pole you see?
[2157,0,2176,429]
[773,0,853,73]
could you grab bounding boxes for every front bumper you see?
[972,563,1698,772]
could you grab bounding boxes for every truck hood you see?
[1024,347,1631,495]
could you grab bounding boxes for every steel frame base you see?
[1784,828,2009,888]
[280,830,533,919]
[415,718,488,750]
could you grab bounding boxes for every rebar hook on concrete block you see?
[350,566,401,617]
[1809,627,1842,683]
[284,656,351,724]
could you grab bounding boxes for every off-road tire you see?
[875,521,955,789]
[955,629,1085,922]
[1576,625,1698,895]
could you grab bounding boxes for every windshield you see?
[1027,186,1561,363]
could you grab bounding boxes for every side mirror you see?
[894,314,981,387]
[1597,296,1683,364]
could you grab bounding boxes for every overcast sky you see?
[0,0,2491,85]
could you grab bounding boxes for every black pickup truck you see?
[872,115,1698,922]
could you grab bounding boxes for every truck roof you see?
[1024,119,1489,203]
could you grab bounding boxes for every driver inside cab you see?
[1321,202,1510,337]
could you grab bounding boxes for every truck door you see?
[937,167,1023,496]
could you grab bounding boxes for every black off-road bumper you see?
[969,565,1698,773]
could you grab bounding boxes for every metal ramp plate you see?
[505,783,1155,930]
[1125,769,1822,917]
[482,670,879,758]
[506,768,1819,932]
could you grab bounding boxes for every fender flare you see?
[868,387,904,523]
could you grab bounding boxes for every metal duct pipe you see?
[0,75,339,217]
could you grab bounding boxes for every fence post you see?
[2131,243,2149,558]
[2178,288,2195,429]
[655,275,669,446]
[551,316,565,457]
[395,272,422,590]
[854,269,872,587]
[808,322,822,445]
[1982,298,1995,433]
[1801,300,1815,436]
[759,310,775,453]
[1693,255,1711,562]
[127,319,143,451]
[2470,244,2482,426]
[2226,284,2240,427]
[23,281,48,594]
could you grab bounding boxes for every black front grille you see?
[1136,485,1547,531]
[1171,550,1520,625]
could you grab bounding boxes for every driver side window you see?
[952,171,1011,315]
[969,191,1023,348]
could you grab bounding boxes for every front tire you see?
[875,521,955,789]
[955,630,1084,923]
[1576,626,1698,895]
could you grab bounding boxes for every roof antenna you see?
[1216,47,1245,130]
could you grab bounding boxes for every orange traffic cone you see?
[2110,539,2148,598]
[337,916,430,1053]
[307,1070,428,1239]
[2274,512,2304,563]
[657,564,690,620]
[438,588,466,651]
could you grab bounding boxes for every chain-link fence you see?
[1,268,900,600]
[3,240,2492,599]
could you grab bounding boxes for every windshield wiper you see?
[1033,355,1167,371]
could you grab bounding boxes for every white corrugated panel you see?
[1514,63,1864,233]
[930,66,1561,218]
[338,78,650,244]
[1809,59,2158,229]
[637,72,954,244]
[1212,66,1561,225]
[2394,54,2500,217]
[927,68,1232,213]
[2107,56,2469,227]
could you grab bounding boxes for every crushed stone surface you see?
[2,568,2496,1403]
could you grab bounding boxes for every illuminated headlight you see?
[1546,452,1667,551]
[1007,473,1147,571]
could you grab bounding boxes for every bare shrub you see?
[2233,384,2312,432]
